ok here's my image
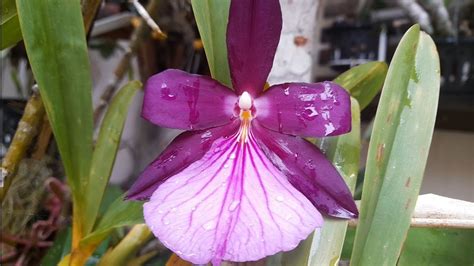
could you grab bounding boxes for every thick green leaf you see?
[80,195,144,249]
[334,61,388,110]
[40,228,72,266]
[351,25,440,265]
[83,80,141,235]
[192,0,232,87]
[17,0,93,203]
[398,228,474,266]
[342,228,474,266]
[1,0,22,49]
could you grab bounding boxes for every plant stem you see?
[98,224,152,265]
[127,250,158,266]
[0,92,45,202]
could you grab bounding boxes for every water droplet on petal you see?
[276,196,284,202]
[170,207,177,212]
[284,87,290,95]
[201,131,212,141]
[228,200,240,211]
[163,220,170,225]
[202,221,217,231]
[325,122,335,136]
[303,106,319,119]
[229,153,236,160]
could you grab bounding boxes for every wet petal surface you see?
[253,123,358,219]
[254,82,351,137]
[227,0,282,97]
[144,129,322,264]
[126,122,239,200]
[142,69,237,130]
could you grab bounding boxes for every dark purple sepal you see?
[126,121,239,200]
[226,0,282,97]
[252,123,358,219]
[142,69,237,131]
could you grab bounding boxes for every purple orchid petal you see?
[227,0,282,97]
[254,82,351,137]
[126,121,239,200]
[144,129,322,265]
[253,123,358,219]
[142,69,238,130]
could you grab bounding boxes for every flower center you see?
[237,91,253,143]
[238,91,252,110]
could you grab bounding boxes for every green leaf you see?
[334,61,388,110]
[398,228,474,266]
[308,98,361,265]
[98,185,125,216]
[80,195,144,249]
[1,0,22,49]
[17,0,93,204]
[192,0,232,87]
[83,80,142,235]
[351,25,440,266]
[342,228,474,265]
[40,227,72,266]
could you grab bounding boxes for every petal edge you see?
[253,123,358,219]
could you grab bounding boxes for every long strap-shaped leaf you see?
[192,0,232,87]
[83,80,142,235]
[16,0,94,246]
[351,25,440,265]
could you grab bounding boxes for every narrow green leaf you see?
[351,25,440,265]
[80,195,144,249]
[398,228,474,266]
[98,185,125,216]
[83,80,142,235]
[192,0,232,87]
[343,228,474,266]
[1,0,22,49]
[334,61,388,110]
[17,0,93,200]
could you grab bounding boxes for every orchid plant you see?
[3,0,444,264]
[126,0,357,264]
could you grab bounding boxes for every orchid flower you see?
[126,0,357,264]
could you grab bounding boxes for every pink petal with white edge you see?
[144,129,322,265]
